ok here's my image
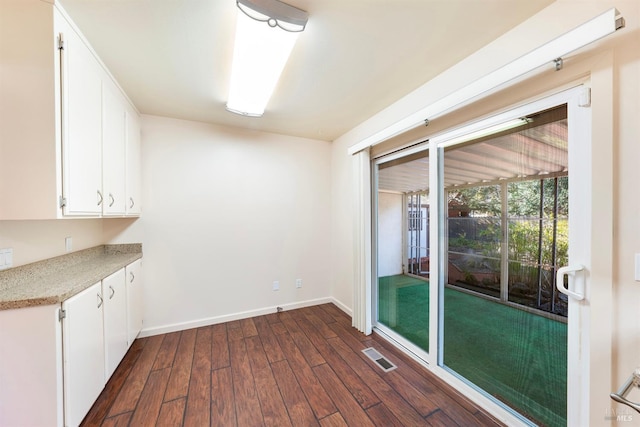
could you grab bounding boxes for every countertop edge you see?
[0,245,142,311]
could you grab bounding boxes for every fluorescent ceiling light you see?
[435,117,531,148]
[227,0,308,117]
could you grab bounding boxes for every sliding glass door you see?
[373,87,595,426]
[375,148,430,354]
[440,105,569,426]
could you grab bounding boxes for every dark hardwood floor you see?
[81,304,503,426]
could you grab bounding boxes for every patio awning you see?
[378,106,568,194]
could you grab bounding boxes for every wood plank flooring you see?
[81,304,503,426]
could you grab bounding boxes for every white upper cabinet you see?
[103,83,128,216]
[0,0,141,220]
[60,16,103,216]
[126,108,142,216]
[0,0,62,219]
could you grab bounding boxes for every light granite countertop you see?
[0,244,142,310]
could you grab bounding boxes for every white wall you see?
[330,0,640,424]
[125,115,332,335]
[0,114,332,337]
[377,192,403,277]
[329,134,355,311]
[0,220,104,266]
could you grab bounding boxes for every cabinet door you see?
[60,24,103,216]
[102,83,127,216]
[126,259,143,345]
[0,305,64,427]
[126,109,142,216]
[62,282,105,427]
[103,268,128,379]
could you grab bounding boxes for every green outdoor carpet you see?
[378,275,567,427]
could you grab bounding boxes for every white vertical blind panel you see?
[352,149,372,334]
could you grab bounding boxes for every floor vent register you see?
[362,347,397,372]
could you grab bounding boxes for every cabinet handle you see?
[109,193,115,207]
[109,285,115,299]
[97,292,103,308]
[129,272,135,283]
[129,197,135,209]
[97,190,103,206]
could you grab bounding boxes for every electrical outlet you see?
[295,279,302,288]
[0,248,13,270]
[65,237,72,252]
[273,280,280,291]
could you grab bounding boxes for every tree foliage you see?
[448,176,568,218]
[447,176,569,289]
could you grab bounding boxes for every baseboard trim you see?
[330,298,352,317]
[138,297,350,338]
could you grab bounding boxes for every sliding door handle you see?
[556,264,585,301]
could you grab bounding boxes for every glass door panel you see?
[441,106,569,426]
[376,149,430,352]
[447,185,501,298]
[507,177,569,316]
[407,193,430,277]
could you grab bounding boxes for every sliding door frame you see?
[422,85,601,426]
[372,141,431,361]
[365,35,618,421]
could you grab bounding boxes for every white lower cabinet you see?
[103,269,128,379]
[0,259,143,427]
[126,259,143,345]
[62,281,106,427]
[0,304,64,426]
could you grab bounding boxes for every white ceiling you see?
[59,0,555,141]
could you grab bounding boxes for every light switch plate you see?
[635,253,640,281]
